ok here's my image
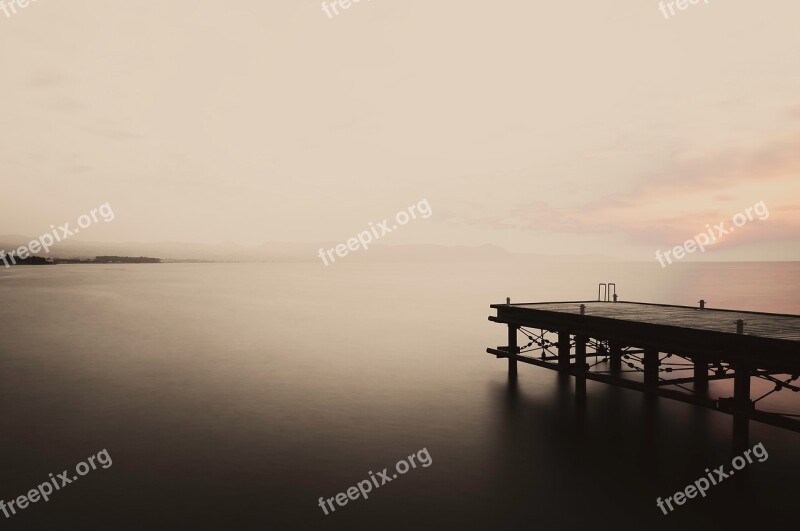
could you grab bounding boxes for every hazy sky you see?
[1,0,798,260]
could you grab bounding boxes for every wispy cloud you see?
[455,124,800,251]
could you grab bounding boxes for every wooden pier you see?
[486,292,800,444]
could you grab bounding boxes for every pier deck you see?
[486,299,800,441]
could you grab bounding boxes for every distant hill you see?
[52,256,161,264]
[0,236,614,264]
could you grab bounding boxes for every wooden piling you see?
[558,331,570,370]
[575,335,587,397]
[508,323,518,380]
[644,348,659,388]
[733,361,751,449]
[609,339,622,371]
[693,355,708,392]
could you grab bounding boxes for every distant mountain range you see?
[0,236,615,263]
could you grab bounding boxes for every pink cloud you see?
[458,123,800,252]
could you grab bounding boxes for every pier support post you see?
[558,331,570,371]
[693,355,708,393]
[732,362,752,451]
[609,340,622,371]
[644,348,659,388]
[575,335,587,398]
[507,324,518,380]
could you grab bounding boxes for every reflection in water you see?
[488,365,796,529]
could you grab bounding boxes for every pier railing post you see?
[575,335,587,397]
[644,348,659,388]
[508,323,518,380]
[558,331,570,370]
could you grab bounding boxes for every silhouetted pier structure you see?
[486,289,800,444]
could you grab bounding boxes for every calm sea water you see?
[0,261,798,529]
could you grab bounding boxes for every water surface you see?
[1,262,798,529]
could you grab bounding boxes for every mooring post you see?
[507,323,518,380]
[644,348,659,388]
[693,355,708,392]
[575,335,587,397]
[732,361,752,451]
[609,339,622,370]
[557,331,570,370]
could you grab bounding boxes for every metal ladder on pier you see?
[598,283,617,302]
